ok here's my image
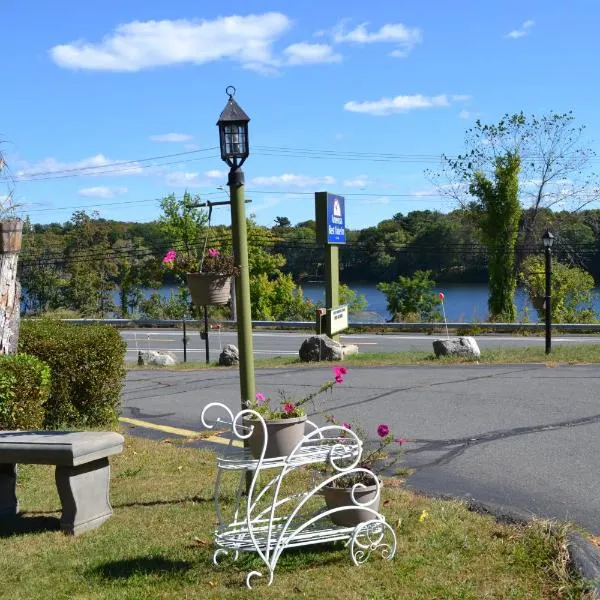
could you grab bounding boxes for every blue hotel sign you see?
[315,192,346,245]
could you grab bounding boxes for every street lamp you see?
[542,229,554,354]
[217,86,255,410]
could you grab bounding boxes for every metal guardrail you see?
[59,318,600,332]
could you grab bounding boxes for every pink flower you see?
[283,402,296,414]
[377,424,390,438]
[395,437,408,445]
[342,422,352,430]
[208,248,220,257]
[162,249,177,264]
[255,392,267,404]
[335,375,344,384]
[332,366,347,377]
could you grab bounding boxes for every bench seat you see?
[0,431,124,535]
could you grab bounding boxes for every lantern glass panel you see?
[223,124,247,157]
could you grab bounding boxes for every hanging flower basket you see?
[0,219,23,253]
[187,272,231,306]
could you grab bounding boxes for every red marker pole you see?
[438,292,449,339]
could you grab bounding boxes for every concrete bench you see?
[0,431,124,535]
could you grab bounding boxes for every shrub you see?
[19,319,126,428]
[0,353,51,429]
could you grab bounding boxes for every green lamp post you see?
[217,86,255,410]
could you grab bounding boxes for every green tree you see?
[339,283,368,315]
[469,153,522,320]
[519,256,596,323]
[432,111,600,257]
[376,270,441,322]
[62,211,118,317]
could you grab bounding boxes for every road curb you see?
[411,490,600,595]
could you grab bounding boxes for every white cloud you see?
[204,169,226,179]
[458,109,480,120]
[251,173,336,188]
[16,154,144,179]
[50,13,292,72]
[150,133,194,143]
[78,186,127,198]
[283,42,342,65]
[344,93,469,116]
[343,175,369,188]
[164,171,203,187]
[333,21,422,56]
[506,20,535,39]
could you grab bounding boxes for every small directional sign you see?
[328,305,348,334]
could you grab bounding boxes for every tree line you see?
[15,110,600,322]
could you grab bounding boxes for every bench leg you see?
[55,458,113,535]
[0,463,19,517]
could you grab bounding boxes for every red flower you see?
[377,424,390,438]
[283,402,296,414]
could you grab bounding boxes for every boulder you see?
[299,335,359,362]
[432,336,480,359]
[139,350,177,367]
[219,344,239,366]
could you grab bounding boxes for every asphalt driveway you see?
[122,363,600,534]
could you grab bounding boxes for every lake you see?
[121,282,600,323]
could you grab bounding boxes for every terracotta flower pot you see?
[0,220,23,253]
[244,415,307,459]
[187,272,231,306]
[323,481,381,526]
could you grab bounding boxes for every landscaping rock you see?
[299,335,358,362]
[219,344,239,366]
[139,350,177,367]
[433,336,481,359]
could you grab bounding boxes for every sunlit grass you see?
[0,434,592,599]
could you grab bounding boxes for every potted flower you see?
[321,416,406,526]
[163,247,240,306]
[245,366,348,459]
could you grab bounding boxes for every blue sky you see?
[1,1,599,228]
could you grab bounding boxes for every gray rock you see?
[342,343,359,357]
[433,336,481,359]
[299,335,345,362]
[219,344,239,366]
[140,350,176,367]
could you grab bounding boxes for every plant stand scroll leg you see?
[55,458,113,535]
[0,463,19,517]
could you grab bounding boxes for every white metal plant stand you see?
[201,403,397,589]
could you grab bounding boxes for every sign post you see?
[315,192,347,340]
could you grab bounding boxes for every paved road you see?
[122,364,600,534]
[121,328,600,361]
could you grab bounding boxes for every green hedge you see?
[19,320,126,428]
[0,353,51,430]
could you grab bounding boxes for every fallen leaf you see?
[193,537,209,546]
[418,510,429,523]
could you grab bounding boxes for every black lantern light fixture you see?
[542,229,554,354]
[542,229,554,249]
[217,86,250,170]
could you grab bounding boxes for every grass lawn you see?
[0,434,592,599]
[127,342,600,371]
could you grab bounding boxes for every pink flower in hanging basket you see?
[162,249,177,264]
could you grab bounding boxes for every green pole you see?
[325,244,340,341]
[228,167,255,410]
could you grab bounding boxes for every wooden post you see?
[0,220,23,355]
